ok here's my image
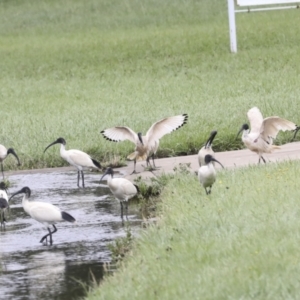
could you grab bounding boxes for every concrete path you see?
[120,141,300,180]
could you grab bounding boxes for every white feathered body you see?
[22,196,65,227]
[106,175,138,203]
[60,144,99,170]
[198,164,217,189]
[0,145,8,162]
[0,188,8,216]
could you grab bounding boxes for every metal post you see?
[228,0,237,53]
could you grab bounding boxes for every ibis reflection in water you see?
[237,107,297,164]
[44,137,102,188]
[101,114,188,174]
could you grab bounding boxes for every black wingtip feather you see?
[92,158,102,169]
[171,114,189,133]
[61,211,76,223]
[100,131,120,143]
[134,184,140,193]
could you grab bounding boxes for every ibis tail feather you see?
[61,211,76,223]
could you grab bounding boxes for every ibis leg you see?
[258,156,266,164]
[81,171,85,188]
[40,225,57,245]
[49,225,57,245]
[1,163,4,180]
[205,187,212,195]
[130,159,139,175]
[152,153,157,168]
[125,201,128,220]
[120,202,124,219]
[40,228,52,244]
[77,171,80,187]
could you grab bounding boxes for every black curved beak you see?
[137,133,143,145]
[9,190,23,202]
[44,140,59,153]
[8,148,21,166]
[99,169,109,183]
[205,130,217,148]
[211,157,224,169]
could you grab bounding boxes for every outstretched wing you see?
[146,114,188,144]
[260,117,297,142]
[101,126,138,144]
[247,107,264,134]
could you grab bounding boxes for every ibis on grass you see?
[237,107,297,164]
[198,130,217,167]
[100,167,139,221]
[0,145,21,179]
[9,186,76,245]
[198,154,224,195]
[101,114,188,174]
[0,182,9,229]
[44,137,102,188]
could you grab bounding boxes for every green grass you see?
[87,160,300,299]
[0,0,299,170]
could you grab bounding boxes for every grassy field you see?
[88,160,300,299]
[0,0,299,170]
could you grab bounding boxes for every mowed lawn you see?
[0,0,299,170]
[88,160,300,300]
[1,1,300,298]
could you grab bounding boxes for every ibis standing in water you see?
[100,167,139,220]
[198,130,217,167]
[0,144,21,179]
[0,182,9,229]
[237,107,297,163]
[44,138,102,188]
[9,186,76,245]
[101,114,188,174]
[198,154,224,195]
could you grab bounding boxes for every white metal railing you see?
[228,0,300,52]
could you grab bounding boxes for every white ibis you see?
[44,137,102,188]
[0,145,21,179]
[101,114,188,174]
[100,167,139,220]
[198,154,224,195]
[198,130,217,166]
[9,186,76,245]
[0,182,9,229]
[237,107,297,163]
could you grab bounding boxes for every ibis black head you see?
[44,137,66,153]
[204,154,224,168]
[205,130,217,148]
[99,167,114,183]
[236,123,249,139]
[9,186,31,201]
[7,148,21,166]
[137,132,143,145]
[0,181,7,191]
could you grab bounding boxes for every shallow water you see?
[0,170,142,300]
